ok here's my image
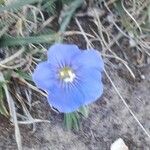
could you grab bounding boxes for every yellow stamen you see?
[59,67,76,83]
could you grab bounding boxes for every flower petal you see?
[47,43,81,67]
[73,49,104,72]
[48,83,85,113]
[47,68,103,113]
[32,61,55,91]
[75,68,103,105]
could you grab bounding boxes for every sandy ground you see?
[0,64,150,150]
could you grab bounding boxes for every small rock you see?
[110,138,129,150]
[141,75,145,80]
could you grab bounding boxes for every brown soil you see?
[0,62,150,150]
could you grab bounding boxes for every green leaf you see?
[64,113,72,130]
[0,33,59,47]
[64,112,80,130]
[71,112,79,130]
[64,106,89,130]
[0,0,4,5]
[78,106,89,118]
[0,0,41,12]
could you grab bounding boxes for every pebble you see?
[110,138,129,150]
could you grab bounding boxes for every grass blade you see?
[0,82,9,117]
[0,33,59,47]
[59,0,84,32]
[0,72,22,150]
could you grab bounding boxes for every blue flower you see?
[32,44,104,113]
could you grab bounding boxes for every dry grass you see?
[72,0,150,140]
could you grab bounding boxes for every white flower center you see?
[59,67,76,83]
